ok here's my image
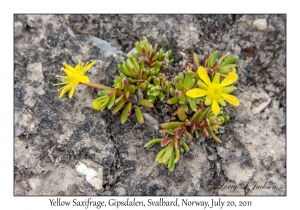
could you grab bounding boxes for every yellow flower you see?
[54,61,97,98]
[186,66,239,115]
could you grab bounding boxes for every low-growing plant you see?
[54,37,240,171]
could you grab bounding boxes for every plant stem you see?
[82,82,122,94]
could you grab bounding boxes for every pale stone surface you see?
[75,161,103,190]
[253,18,268,30]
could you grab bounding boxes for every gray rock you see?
[91,37,123,58]
[14,126,25,137]
[217,147,229,159]
[207,154,217,161]
[14,21,22,37]
[253,19,267,30]
[142,112,159,131]
[26,63,44,84]
[75,161,103,190]
[251,88,272,114]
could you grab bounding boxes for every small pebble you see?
[253,19,267,30]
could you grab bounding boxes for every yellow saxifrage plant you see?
[186,66,239,115]
[54,37,241,172]
[54,61,97,98]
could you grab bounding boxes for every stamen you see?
[55,75,67,78]
[53,82,69,86]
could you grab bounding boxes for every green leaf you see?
[135,41,142,54]
[183,70,194,89]
[139,59,144,71]
[92,98,105,110]
[151,91,160,97]
[152,52,159,61]
[174,147,180,163]
[198,107,210,122]
[219,56,238,67]
[155,147,167,162]
[154,61,162,69]
[144,138,162,147]
[193,53,199,67]
[160,122,184,129]
[119,63,135,78]
[143,69,150,80]
[107,93,116,109]
[168,159,175,171]
[126,59,139,77]
[223,115,230,122]
[177,106,187,121]
[115,95,124,104]
[179,95,186,104]
[112,99,127,114]
[148,96,156,103]
[178,72,184,83]
[153,43,158,53]
[208,51,219,67]
[128,85,136,94]
[131,57,140,73]
[120,102,132,124]
[188,97,197,112]
[209,128,222,144]
[163,143,174,163]
[191,108,204,122]
[182,104,189,112]
[167,97,178,105]
[166,50,172,58]
[218,52,230,63]
[158,92,165,101]
[180,138,189,152]
[143,37,150,55]
[153,77,160,86]
[98,90,112,96]
[135,106,144,124]
[184,130,192,139]
[195,128,199,138]
[222,86,235,94]
[168,150,174,169]
[138,99,154,108]
[216,64,236,74]
[159,128,176,135]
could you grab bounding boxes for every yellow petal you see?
[84,61,97,73]
[221,73,238,87]
[212,99,220,115]
[63,62,77,73]
[68,86,75,98]
[62,68,76,78]
[222,93,239,106]
[75,61,83,71]
[186,88,207,98]
[198,66,211,86]
[79,75,89,83]
[59,84,72,98]
[212,73,220,84]
[205,95,212,105]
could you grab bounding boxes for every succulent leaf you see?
[144,138,162,147]
[135,106,144,124]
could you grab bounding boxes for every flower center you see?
[207,83,223,99]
